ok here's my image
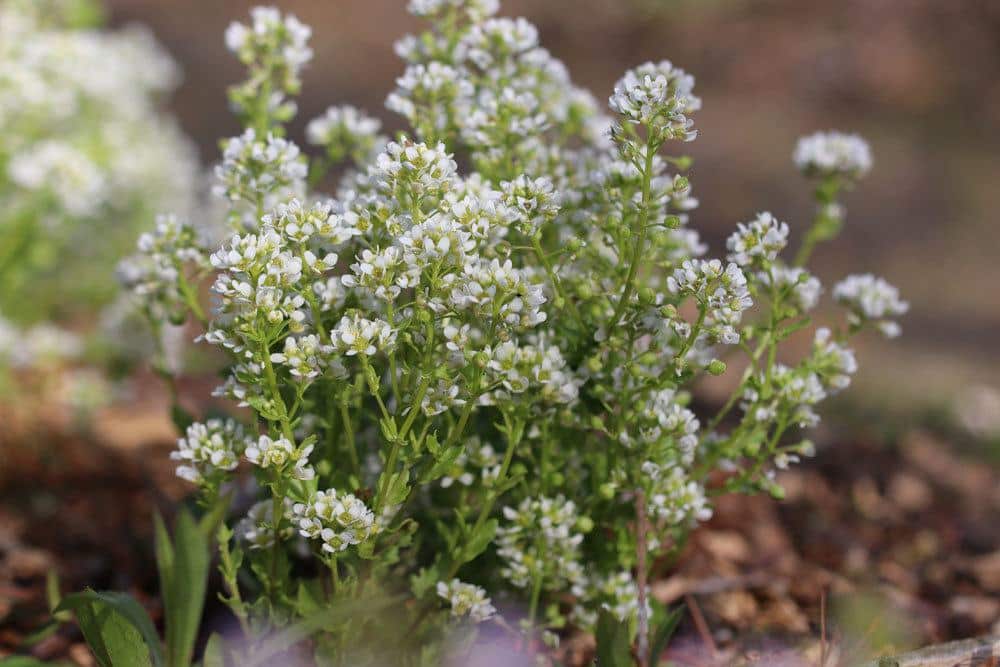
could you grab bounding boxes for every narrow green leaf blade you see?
[165,509,210,667]
[650,603,685,664]
[201,633,227,667]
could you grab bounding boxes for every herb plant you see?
[110,2,908,665]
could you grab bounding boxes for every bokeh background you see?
[105,0,1000,412]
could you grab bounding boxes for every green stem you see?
[531,234,582,327]
[450,411,521,577]
[610,138,656,326]
[176,267,207,327]
[339,395,359,478]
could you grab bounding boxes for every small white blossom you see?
[833,273,908,337]
[214,129,307,202]
[171,419,247,484]
[609,61,700,142]
[794,131,872,179]
[726,212,790,266]
[436,579,496,622]
[292,488,377,553]
[245,434,315,480]
[330,313,397,356]
[235,499,296,549]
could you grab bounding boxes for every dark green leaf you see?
[56,590,162,667]
[244,596,404,667]
[461,519,497,563]
[650,604,685,664]
[201,633,226,667]
[595,609,632,667]
[0,658,64,666]
[382,469,411,507]
[170,403,194,434]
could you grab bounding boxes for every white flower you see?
[794,131,872,179]
[306,105,385,165]
[408,0,499,21]
[812,327,857,392]
[833,273,908,337]
[726,212,789,266]
[668,259,752,344]
[609,61,700,142]
[214,129,307,202]
[270,335,335,381]
[497,495,585,590]
[235,499,296,549]
[225,6,312,75]
[643,461,712,525]
[171,419,247,484]
[245,434,315,480]
[501,175,560,234]
[759,265,822,313]
[292,489,376,553]
[330,313,396,356]
[436,579,496,623]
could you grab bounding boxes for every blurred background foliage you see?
[102,0,1000,418]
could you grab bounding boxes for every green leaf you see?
[163,509,211,667]
[418,444,463,484]
[201,633,226,667]
[595,609,633,667]
[170,403,194,434]
[56,590,163,667]
[650,603,685,664]
[295,580,324,617]
[197,494,231,539]
[410,563,441,599]
[244,596,404,667]
[462,519,497,563]
[245,395,283,422]
[0,658,68,667]
[382,469,411,507]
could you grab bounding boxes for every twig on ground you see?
[860,635,1000,667]
[819,587,828,667]
[685,593,718,663]
[635,488,649,667]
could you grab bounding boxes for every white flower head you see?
[794,131,872,180]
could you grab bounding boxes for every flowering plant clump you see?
[118,2,906,664]
[0,0,197,397]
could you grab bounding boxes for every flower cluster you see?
[0,0,196,328]
[794,131,873,180]
[245,435,315,481]
[609,60,700,144]
[292,489,377,553]
[171,419,248,485]
[436,579,496,623]
[306,105,386,167]
[497,496,585,591]
[833,273,909,338]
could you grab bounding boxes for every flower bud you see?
[575,516,594,533]
[707,359,727,376]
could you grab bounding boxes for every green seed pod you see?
[707,359,727,376]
